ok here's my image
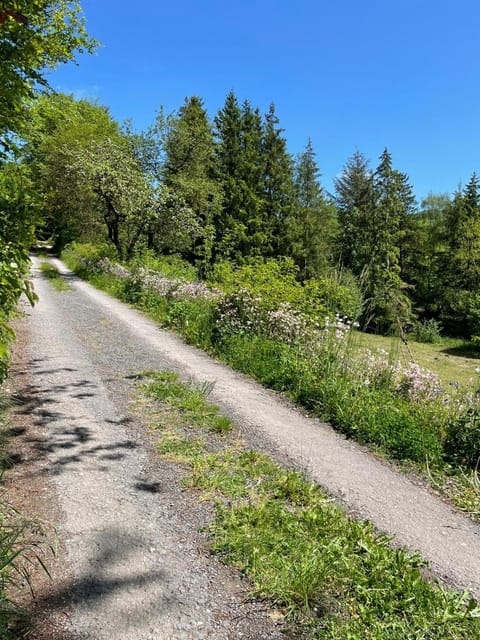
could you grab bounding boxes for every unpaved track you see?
[9,257,480,636]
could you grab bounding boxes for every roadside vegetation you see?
[0,3,95,636]
[62,244,480,522]
[139,370,480,639]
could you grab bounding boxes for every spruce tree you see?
[213,91,244,260]
[366,148,415,331]
[439,176,480,336]
[335,149,416,332]
[334,150,374,275]
[455,173,480,291]
[290,139,336,278]
[262,104,296,258]
[164,96,221,270]
[237,100,266,258]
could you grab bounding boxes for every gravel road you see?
[8,257,480,637]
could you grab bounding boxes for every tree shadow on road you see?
[24,527,172,639]
[4,356,138,479]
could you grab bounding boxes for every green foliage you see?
[335,149,415,333]
[403,193,450,320]
[144,371,232,434]
[61,242,116,277]
[23,93,121,250]
[262,103,296,258]
[142,372,480,639]
[39,261,71,291]
[164,96,222,271]
[218,333,445,465]
[0,162,37,382]
[445,406,480,469]
[211,257,302,310]
[211,258,361,320]
[290,139,337,278]
[442,289,480,339]
[66,245,480,476]
[129,250,197,281]
[0,0,97,152]
[67,137,156,260]
[166,299,216,351]
[413,319,443,344]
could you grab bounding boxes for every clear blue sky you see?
[49,0,480,202]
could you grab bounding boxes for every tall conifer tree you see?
[290,139,336,277]
[334,150,374,274]
[164,96,221,270]
[262,104,296,257]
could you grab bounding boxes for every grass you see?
[39,262,71,292]
[355,331,480,391]
[141,370,480,640]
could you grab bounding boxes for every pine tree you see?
[446,173,480,291]
[334,150,374,275]
[262,104,296,258]
[366,148,415,331]
[335,149,416,332]
[290,139,336,278]
[237,100,266,258]
[164,96,221,270]
[213,91,245,260]
[403,193,450,318]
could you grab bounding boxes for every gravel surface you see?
[6,256,480,636]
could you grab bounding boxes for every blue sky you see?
[49,0,480,201]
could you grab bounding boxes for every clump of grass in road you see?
[39,262,71,291]
[140,370,480,640]
[144,371,232,434]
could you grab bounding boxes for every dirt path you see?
[7,257,480,636]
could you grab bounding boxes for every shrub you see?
[412,318,443,343]
[211,258,303,311]
[444,407,480,469]
[62,242,116,277]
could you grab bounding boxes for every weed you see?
[139,372,480,639]
[144,372,233,434]
[39,262,71,291]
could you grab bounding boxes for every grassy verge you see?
[354,331,480,390]
[140,371,480,639]
[39,262,72,291]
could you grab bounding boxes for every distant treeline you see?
[4,90,480,337]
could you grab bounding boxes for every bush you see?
[412,318,443,343]
[129,250,198,281]
[62,242,116,277]
[211,258,303,311]
[444,408,480,469]
[211,258,362,323]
